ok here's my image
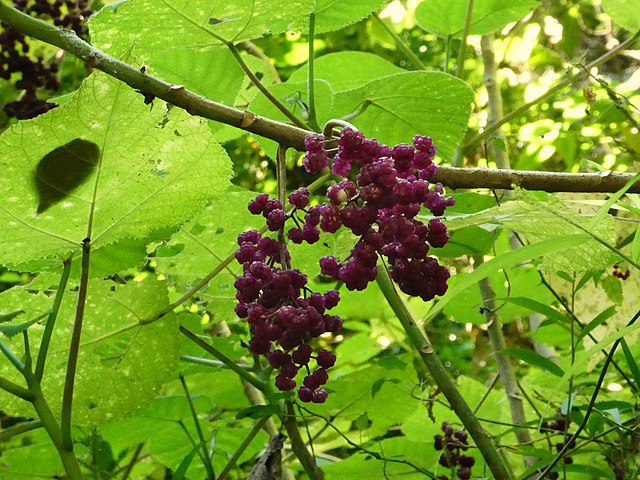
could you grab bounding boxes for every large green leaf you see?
[312,0,392,33]
[0,73,231,268]
[601,0,640,32]
[251,71,473,159]
[0,275,179,424]
[415,0,539,38]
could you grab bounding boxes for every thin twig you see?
[372,13,426,70]
[456,0,475,78]
[0,419,42,441]
[217,417,270,480]
[61,238,91,451]
[121,443,144,480]
[179,326,267,392]
[35,253,73,380]
[179,374,215,479]
[306,12,320,131]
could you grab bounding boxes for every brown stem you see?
[282,400,324,480]
[60,238,91,451]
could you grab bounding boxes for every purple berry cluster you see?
[539,412,573,477]
[235,198,341,403]
[433,422,475,480]
[1,0,93,119]
[301,127,453,301]
[613,263,630,280]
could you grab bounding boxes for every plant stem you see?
[61,238,91,451]
[476,257,535,467]
[444,35,452,73]
[239,41,282,83]
[0,376,33,401]
[35,253,73,381]
[307,13,320,131]
[179,374,215,479]
[179,326,267,392]
[456,0,474,78]
[282,400,324,480]
[227,42,310,130]
[29,378,84,479]
[121,443,144,480]
[181,355,253,370]
[0,338,25,372]
[372,13,426,70]
[0,419,42,441]
[376,266,514,480]
[217,416,270,480]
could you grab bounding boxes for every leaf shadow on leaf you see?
[33,138,100,215]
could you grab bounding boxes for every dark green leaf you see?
[172,444,200,480]
[620,339,640,390]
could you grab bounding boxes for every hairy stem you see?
[456,0,475,78]
[282,400,324,480]
[372,14,426,70]
[35,253,73,381]
[61,238,90,451]
[376,266,514,480]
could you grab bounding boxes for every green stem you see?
[217,416,270,480]
[29,379,84,479]
[376,266,514,480]
[179,374,215,479]
[282,400,324,480]
[0,375,33,401]
[444,35,452,73]
[0,338,24,372]
[456,0,474,78]
[121,443,144,480]
[179,326,267,392]
[35,253,73,381]
[181,355,253,370]
[61,238,91,451]
[0,419,42,441]
[227,42,310,130]
[372,13,426,70]
[307,12,320,131]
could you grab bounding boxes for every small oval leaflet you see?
[33,138,100,214]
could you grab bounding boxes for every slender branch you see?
[372,13,426,70]
[28,379,84,479]
[0,419,42,441]
[121,443,145,480]
[227,42,310,130]
[462,30,640,153]
[456,0,475,78]
[533,309,640,480]
[179,374,215,479]
[433,165,640,193]
[0,338,25,372]
[1,4,638,194]
[281,400,324,480]
[306,12,320,131]
[35,253,73,381]
[376,266,514,480]
[61,238,91,451]
[217,416,270,480]
[181,354,253,370]
[0,375,33,401]
[476,257,535,467]
[179,326,266,392]
[239,41,282,83]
